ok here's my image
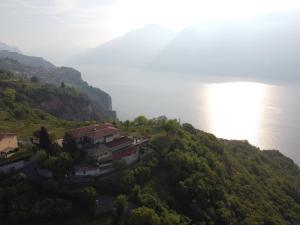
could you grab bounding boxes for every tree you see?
[3,88,16,102]
[114,195,128,224]
[133,166,151,184]
[129,185,142,204]
[124,120,131,130]
[62,133,78,157]
[161,212,191,225]
[134,116,148,126]
[30,76,39,82]
[34,127,52,154]
[163,119,180,136]
[60,82,65,88]
[36,150,48,166]
[0,70,14,80]
[129,207,161,225]
[76,186,97,215]
[46,152,73,177]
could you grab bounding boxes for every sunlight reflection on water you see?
[78,65,300,164]
[203,82,269,145]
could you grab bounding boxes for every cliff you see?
[0,54,115,118]
[0,70,110,121]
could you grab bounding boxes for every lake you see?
[75,65,300,164]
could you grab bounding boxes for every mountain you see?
[0,55,115,118]
[0,71,105,123]
[0,41,21,53]
[148,10,300,80]
[0,50,54,68]
[72,24,177,67]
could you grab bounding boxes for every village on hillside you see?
[0,122,148,179]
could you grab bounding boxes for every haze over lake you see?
[76,65,300,164]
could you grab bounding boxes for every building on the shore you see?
[0,133,18,158]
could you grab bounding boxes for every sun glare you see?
[206,82,268,144]
[109,0,300,35]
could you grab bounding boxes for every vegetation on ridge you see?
[99,117,300,225]
[0,56,115,117]
[1,115,299,225]
[0,70,100,138]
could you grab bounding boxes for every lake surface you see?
[75,65,300,164]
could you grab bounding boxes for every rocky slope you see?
[0,54,115,118]
[0,70,109,121]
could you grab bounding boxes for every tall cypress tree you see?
[36,126,52,154]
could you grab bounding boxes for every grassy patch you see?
[0,119,91,139]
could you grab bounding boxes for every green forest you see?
[1,114,300,225]
[0,70,100,138]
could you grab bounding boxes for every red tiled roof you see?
[69,123,119,139]
[106,136,133,148]
[112,145,138,160]
[92,127,119,139]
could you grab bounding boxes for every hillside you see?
[101,117,300,225]
[1,117,300,225]
[0,56,115,117]
[0,71,108,138]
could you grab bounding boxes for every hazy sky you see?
[1,0,300,63]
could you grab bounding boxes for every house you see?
[112,145,139,164]
[68,123,120,149]
[0,133,18,158]
[106,136,133,151]
[86,144,112,162]
[106,136,139,164]
[69,123,148,177]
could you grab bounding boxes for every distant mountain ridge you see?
[0,52,116,119]
[72,24,177,67]
[0,41,21,54]
[72,11,300,81]
[148,10,300,80]
[0,50,55,68]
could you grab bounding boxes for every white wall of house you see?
[87,145,112,162]
[0,135,18,153]
[105,133,121,143]
[105,136,114,143]
[94,137,104,144]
